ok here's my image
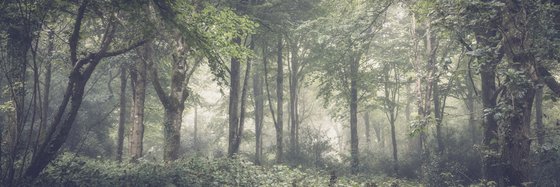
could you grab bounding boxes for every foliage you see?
[532,144,560,186]
[29,152,419,187]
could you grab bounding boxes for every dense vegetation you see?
[1,0,559,186]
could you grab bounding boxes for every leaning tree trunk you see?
[232,49,251,155]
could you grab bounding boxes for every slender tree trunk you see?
[535,86,544,146]
[289,40,299,156]
[3,16,31,185]
[433,73,444,155]
[480,64,501,183]
[38,30,54,150]
[253,45,265,165]
[390,116,398,176]
[383,63,400,176]
[373,122,383,149]
[129,49,148,162]
[116,65,127,162]
[233,50,251,154]
[363,111,372,152]
[410,13,424,155]
[349,55,359,174]
[194,105,198,152]
[275,36,284,163]
[228,40,241,157]
[465,77,477,145]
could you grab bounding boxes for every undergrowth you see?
[26,152,418,187]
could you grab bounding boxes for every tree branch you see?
[69,0,88,65]
[537,65,560,96]
[102,39,147,58]
[151,64,171,108]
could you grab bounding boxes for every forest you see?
[1,0,559,186]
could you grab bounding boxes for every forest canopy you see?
[1,0,559,186]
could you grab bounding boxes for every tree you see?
[23,0,146,178]
[151,34,199,161]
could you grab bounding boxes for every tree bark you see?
[476,31,503,185]
[275,36,284,163]
[228,36,241,157]
[363,111,372,152]
[116,65,127,162]
[129,52,147,162]
[465,75,477,145]
[38,30,55,151]
[289,40,299,156]
[499,2,535,183]
[535,86,544,146]
[253,44,265,164]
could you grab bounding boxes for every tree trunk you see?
[363,111,372,152]
[479,63,501,184]
[253,45,265,165]
[38,30,55,151]
[194,105,199,152]
[410,13,424,156]
[535,86,544,146]
[433,71,444,156]
[465,76,477,145]
[228,37,241,157]
[390,115,398,176]
[500,2,535,182]
[289,40,299,156]
[373,122,383,149]
[349,55,359,174]
[116,65,127,162]
[275,36,284,163]
[163,106,183,161]
[233,50,251,154]
[3,15,32,185]
[151,36,193,162]
[383,62,400,176]
[129,49,148,162]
